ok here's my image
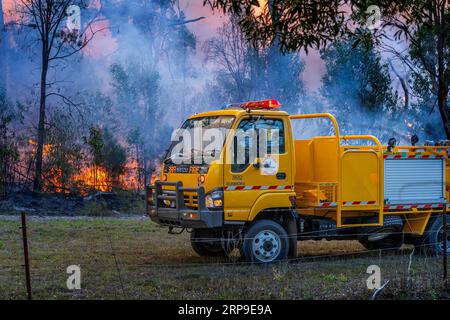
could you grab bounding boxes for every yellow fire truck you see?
[146,99,449,263]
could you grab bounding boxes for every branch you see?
[389,60,409,109]
[45,92,85,122]
[170,16,206,26]
[49,23,107,61]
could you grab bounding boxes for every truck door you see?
[223,116,292,221]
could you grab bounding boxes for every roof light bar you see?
[226,99,282,110]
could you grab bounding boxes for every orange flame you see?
[28,138,53,157]
[74,166,110,192]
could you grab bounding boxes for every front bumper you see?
[146,181,223,229]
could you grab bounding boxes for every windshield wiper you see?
[163,152,188,164]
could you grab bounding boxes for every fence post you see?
[20,212,32,300]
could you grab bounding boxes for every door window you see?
[231,118,285,173]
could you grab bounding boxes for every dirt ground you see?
[0,215,448,300]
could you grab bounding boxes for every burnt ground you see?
[0,191,145,216]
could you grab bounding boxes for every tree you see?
[101,128,127,186]
[0,89,20,196]
[14,0,102,191]
[204,18,254,102]
[43,110,83,193]
[101,0,199,120]
[321,37,398,130]
[204,18,304,113]
[356,1,450,139]
[205,0,450,138]
[126,128,144,191]
[110,61,162,186]
[85,126,126,190]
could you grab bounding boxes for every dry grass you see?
[0,216,448,300]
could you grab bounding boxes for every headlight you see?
[205,189,223,209]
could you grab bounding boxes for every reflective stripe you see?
[319,202,338,207]
[318,202,447,209]
[343,201,377,205]
[384,203,445,210]
[224,185,292,191]
[383,153,445,159]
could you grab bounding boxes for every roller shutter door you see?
[384,159,445,204]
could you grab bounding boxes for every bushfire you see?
[27,139,146,194]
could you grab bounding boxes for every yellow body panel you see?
[311,137,339,182]
[341,150,380,203]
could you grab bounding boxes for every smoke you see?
[0,0,445,160]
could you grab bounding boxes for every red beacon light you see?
[242,99,282,110]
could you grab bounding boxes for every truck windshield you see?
[164,116,235,165]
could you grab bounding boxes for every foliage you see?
[110,60,169,186]
[0,88,21,195]
[87,127,104,167]
[43,110,84,192]
[101,128,127,180]
[205,0,349,53]
[86,126,127,183]
[354,0,450,138]
[321,37,398,130]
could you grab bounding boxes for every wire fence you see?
[0,213,448,300]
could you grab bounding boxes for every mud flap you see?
[286,212,298,259]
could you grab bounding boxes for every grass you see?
[0,216,448,300]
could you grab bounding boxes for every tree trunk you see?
[136,144,141,192]
[0,0,6,91]
[33,43,49,192]
[438,83,450,139]
[436,6,450,139]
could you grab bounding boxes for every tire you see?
[240,219,289,263]
[190,229,227,257]
[423,215,450,256]
[359,215,404,251]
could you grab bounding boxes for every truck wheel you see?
[190,229,227,257]
[240,220,289,263]
[423,215,450,256]
[359,215,403,251]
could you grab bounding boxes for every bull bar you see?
[146,181,224,228]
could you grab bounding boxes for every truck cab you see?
[147,99,450,263]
